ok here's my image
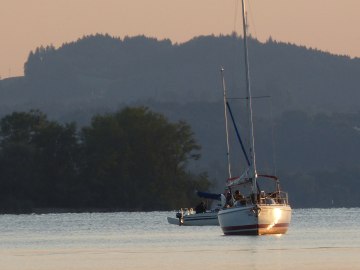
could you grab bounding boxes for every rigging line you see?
[246,0,258,39]
[241,0,256,171]
[269,97,278,176]
[227,95,271,100]
[220,67,232,179]
[233,0,239,34]
[230,0,240,104]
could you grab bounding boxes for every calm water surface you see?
[0,208,359,270]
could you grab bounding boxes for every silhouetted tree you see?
[79,106,208,210]
[0,108,210,212]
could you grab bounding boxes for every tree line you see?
[1,107,360,212]
[0,107,211,213]
[1,34,360,209]
[2,34,360,118]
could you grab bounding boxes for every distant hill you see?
[1,34,359,208]
[1,34,360,118]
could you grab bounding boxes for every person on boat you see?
[195,201,206,213]
[234,190,242,201]
[234,190,246,206]
[225,191,233,207]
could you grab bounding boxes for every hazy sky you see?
[1,0,359,78]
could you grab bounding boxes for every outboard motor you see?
[176,212,183,226]
[220,194,226,208]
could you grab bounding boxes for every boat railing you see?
[258,191,289,205]
[231,190,290,207]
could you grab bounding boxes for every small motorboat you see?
[167,191,226,226]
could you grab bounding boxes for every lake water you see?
[0,208,359,270]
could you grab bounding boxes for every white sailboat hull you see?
[167,211,219,226]
[218,204,292,235]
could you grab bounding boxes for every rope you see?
[233,0,239,33]
[269,97,278,176]
[246,0,258,39]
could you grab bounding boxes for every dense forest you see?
[1,34,360,118]
[0,108,210,213]
[0,34,359,210]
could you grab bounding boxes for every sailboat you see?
[217,0,292,235]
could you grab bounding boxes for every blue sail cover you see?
[226,101,251,166]
[196,191,221,201]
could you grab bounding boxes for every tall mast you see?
[220,67,232,179]
[241,0,257,189]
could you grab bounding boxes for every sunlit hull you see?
[218,204,292,235]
